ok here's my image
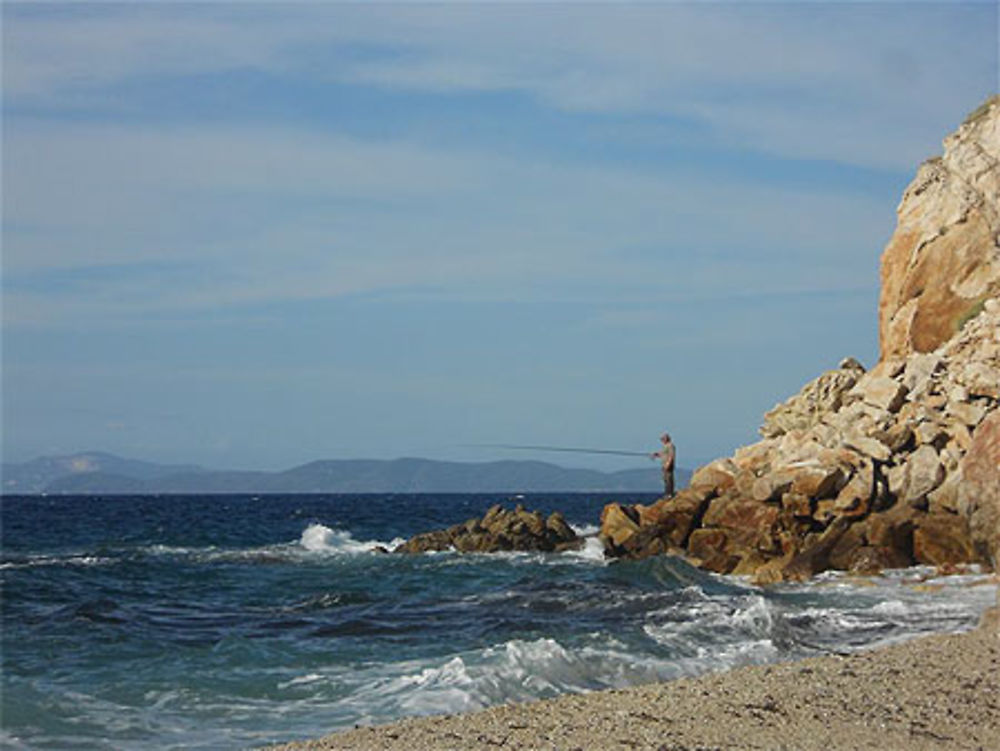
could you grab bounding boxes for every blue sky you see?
[3,1,997,472]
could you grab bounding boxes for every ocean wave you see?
[643,592,778,666]
[141,524,403,561]
[0,554,114,570]
[332,635,677,725]
[88,525,406,566]
[776,581,996,651]
[298,523,404,555]
[563,534,608,563]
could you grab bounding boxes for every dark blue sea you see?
[1,493,995,750]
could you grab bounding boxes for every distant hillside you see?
[3,452,691,494]
[1,452,206,494]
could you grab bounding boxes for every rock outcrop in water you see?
[602,97,1000,581]
[394,504,583,554]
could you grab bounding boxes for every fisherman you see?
[651,433,676,496]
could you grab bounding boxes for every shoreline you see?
[270,605,999,751]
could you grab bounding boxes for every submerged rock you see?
[394,504,583,554]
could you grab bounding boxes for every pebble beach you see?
[271,606,999,751]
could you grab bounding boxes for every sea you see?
[1,493,996,750]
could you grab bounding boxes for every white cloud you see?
[4,3,984,329]
[4,113,892,327]
[4,3,994,170]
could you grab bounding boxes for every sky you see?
[2,1,998,473]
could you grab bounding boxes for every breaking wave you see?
[298,522,404,555]
[0,554,113,570]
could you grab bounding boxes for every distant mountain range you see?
[1,451,691,495]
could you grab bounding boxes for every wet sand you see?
[270,608,998,751]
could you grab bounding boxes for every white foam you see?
[871,599,909,616]
[334,636,666,725]
[564,535,608,563]
[356,656,479,718]
[298,523,402,555]
[0,554,113,570]
[277,673,325,690]
[131,524,404,564]
[546,524,604,563]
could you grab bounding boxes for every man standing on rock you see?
[651,433,676,496]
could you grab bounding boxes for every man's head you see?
[661,433,671,444]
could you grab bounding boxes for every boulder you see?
[865,504,917,564]
[944,421,974,452]
[962,362,1000,399]
[701,496,780,555]
[831,463,876,518]
[688,459,737,497]
[546,511,576,541]
[827,522,869,570]
[946,400,987,428]
[900,353,943,398]
[395,529,454,554]
[599,503,641,550]
[927,473,961,515]
[613,524,682,560]
[869,421,914,454]
[901,445,945,504]
[788,464,845,498]
[843,432,892,462]
[850,375,908,413]
[958,409,1000,567]
[687,529,739,574]
[847,545,913,574]
[635,490,710,547]
[780,492,813,519]
[779,516,855,581]
[913,420,948,448]
[750,471,795,503]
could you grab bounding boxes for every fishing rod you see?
[468,443,652,458]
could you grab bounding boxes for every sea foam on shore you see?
[270,605,999,751]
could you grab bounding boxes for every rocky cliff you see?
[879,95,1000,361]
[602,98,1000,581]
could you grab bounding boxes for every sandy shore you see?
[270,608,998,751]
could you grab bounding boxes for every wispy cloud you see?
[5,3,995,169]
[4,114,892,326]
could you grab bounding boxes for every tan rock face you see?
[958,410,1000,567]
[879,96,1000,362]
[913,514,976,567]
